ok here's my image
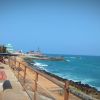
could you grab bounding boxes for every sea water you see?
[32,54,100,91]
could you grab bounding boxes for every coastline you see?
[15,56,81,100]
[24,56,100,99]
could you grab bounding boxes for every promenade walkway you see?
[0,62,30,100]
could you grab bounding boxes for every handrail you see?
[8,57,97,100]
[9,57,69,100]
[10,58,66,88]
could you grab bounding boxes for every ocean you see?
[31,54,100,91]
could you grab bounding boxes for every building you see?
[6,44,14,53]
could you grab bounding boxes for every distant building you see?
[14,50,24,55]
[6,44,14,53]
[27,49,46,57]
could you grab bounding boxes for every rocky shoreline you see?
[35,69,100,99]
[24,57,100,99]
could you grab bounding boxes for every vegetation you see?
[0,45,6,53]
[0,45,7,62]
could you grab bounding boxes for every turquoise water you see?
[32,54,100,91]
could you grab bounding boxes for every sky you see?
[0,0,100,55]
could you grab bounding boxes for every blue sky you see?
[0,0,100,55]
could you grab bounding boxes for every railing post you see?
[12,56,16,70]
[34,72,38,100]
[14,57,16,70]
[23,66,27,84]
[64,81,69,100]
[14,57,16,66]
[18,62,20,80]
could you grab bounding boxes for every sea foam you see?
[34,62,48,67]
[33,62,48,71]
[66,59,71,62]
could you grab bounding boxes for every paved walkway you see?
[0,63,30,100]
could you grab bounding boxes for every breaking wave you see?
[34,62,48,67]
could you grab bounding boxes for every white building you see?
[6,44,14,53]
